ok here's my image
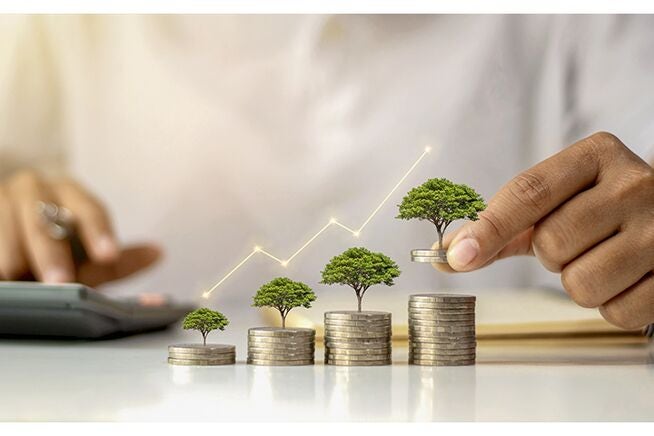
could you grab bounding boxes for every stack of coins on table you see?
[408,294,476,366]
[168,344,236,366]
[247,327,315,366]
[324,311,392,366]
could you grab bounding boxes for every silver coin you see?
[408,318,476,325]
[409,336,476,344]
[409,324,475,333]
[248,327,315,337]
[408,320,475,327]
[409,358,475,366]
[325,332,391,342]
[326,352,392,361]
[168,351,236,359]
[409,305,476,312]
[325,311,391,320]
[246,339,315,347]
[248,336,315,344]
[409,341,475,349]
[247,346,312,353]
[325,325,392,333]
[408,306,476,313]
[323,347,392,356]
[408,308,476,314]
[411,249,447,263]
[409,333,476,341]
[168,357,235,366]
[409,348,476,357]
[408,309,476,316]
[247,334,315,340]
[408,302,476,309]
[324,319,392,328]
[408,317,475,324]
[411,255,446,263]
[326,359,391,366]
[409,341,476,350]
[410,293,476,302]
[408,315,476,322]
[246,351,313,359]
[247,358,314,366]
[411,249,448,257]
[168,344,236,354]
[248,352,315,361]
[323,341,391,349]
[247,344,314,352]
[409,349,476,358]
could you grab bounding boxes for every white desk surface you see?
[1,323,653,422]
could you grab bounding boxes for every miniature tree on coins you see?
[320,247,401,312]
[183,308,229,346]
[252,277,316,328]
[396,178,486,251]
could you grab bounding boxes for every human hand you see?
[0,170,161,286]
[436,132,654,329]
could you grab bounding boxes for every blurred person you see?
[0,15,653,328]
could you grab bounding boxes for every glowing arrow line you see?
[202,146,432,299]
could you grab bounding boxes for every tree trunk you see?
[202,333,207,346]
[282,315,286,329]
[357,295,362,312]
[437,231,444,251]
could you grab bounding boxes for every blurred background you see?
[1,15,653,327]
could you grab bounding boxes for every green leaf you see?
[252,277,317,314]
[182,308,230,339]
[396,178,486,226]
[320,247,401,291]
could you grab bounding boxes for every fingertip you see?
[91,235,120,263]
[447,238,480,271]
[42,267,74,284]
[431,261,456,273]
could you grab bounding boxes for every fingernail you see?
[43,268,71,284]
[95,236,118,259]
[448,238,479,270]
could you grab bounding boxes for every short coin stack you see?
[408,294,476,366]
[324,311,392,366]
[168,344,236,366]
[410,249,447,263]
[247,327,315,366]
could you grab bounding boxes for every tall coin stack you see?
[408,294,476,366]
[324,311,392,366]
[247,327,315,366]
[168,344,236,366]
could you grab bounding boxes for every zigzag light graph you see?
[202,146,433,299]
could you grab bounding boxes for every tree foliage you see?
[183,307,229,345]
[396,178,486,249]
[253,277,316,328]
[320,247,401,312]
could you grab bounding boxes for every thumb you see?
[446,214,534,271]
[78,243,162,287]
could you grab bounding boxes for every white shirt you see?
[1,15,653,311]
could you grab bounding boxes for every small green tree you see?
[320,247,401,312]
[397,178,486,251]
[182,308,229,346]
[252,277,316,328]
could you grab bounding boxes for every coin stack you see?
[168,344,236,366]
[247,327,315,366]
[408,294,476,366]
[411,249,447,263]
[324,311,392,366]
